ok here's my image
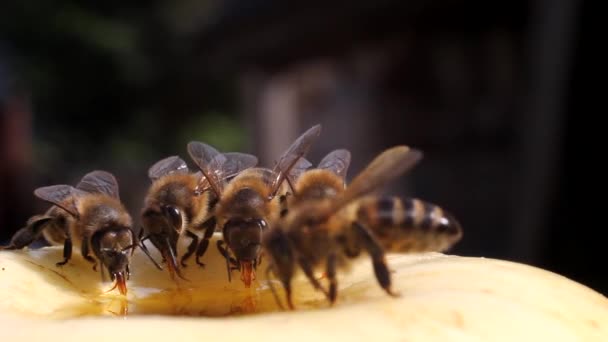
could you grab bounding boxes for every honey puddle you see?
[0,237,366,320]
[0,238,328,319]
[53,280,328,319]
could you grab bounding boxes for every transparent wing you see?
[187,141,224,196]
[34,185,83,218]
[221,152,258,179]
[318,149,351,179]
[329,146,422,213]
[283,157,313,194]
[289,157,313,182]
[270,124,322,197]
[148,156,189,181]
[76,170,120,199]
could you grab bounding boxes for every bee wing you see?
[289,157,313,181]
[76,170,121,199]
[328,146,422,214]
[34,185,85,218]
[270,124,322,197]
[318,149,351,179]
[187,141,225,197]
[281,157,312,193]
[221,152,258,179]
[148,156,189,181]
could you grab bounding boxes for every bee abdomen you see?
[356,197,462,253]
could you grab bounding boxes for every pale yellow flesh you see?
[0,233,607,341]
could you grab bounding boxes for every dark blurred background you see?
[1,1,594,292]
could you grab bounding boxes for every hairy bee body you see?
[291,169,345,204]
[72,193,133,252]
[270,193,462,309]
[1,171,136,295]
[212,167,290,286]
[287,150,461,257]
[188,125,322,287]
[141,165,218,280]
[39,206,70,245]
[141,152,258,281]
[142,172,213,239]
[215,168,285,226]
[263,145,464,310]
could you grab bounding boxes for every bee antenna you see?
[137,238,163,271]
[138,226,145,241]
[138,228,151,244]
[266,266,285,311]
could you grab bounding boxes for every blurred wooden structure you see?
[193,0,579,272]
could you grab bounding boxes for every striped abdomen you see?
[356,196,462,253]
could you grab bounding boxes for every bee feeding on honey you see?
[140,152,257,282]
[0,127,461,315]
[262,146,463,309]
[188,124,322,288]
[0,170,136,295]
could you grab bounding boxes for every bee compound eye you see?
[162,206,182,231]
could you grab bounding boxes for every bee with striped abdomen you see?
[188,124,322,288]
[354,196,462,254]
[262,146,463,309]
[140,152,257,282]
[1,171,137,295]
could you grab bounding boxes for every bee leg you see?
[56,238,72,266]
[0,216,53,250]
[194,217,216,267]
[217,240,236,264]
[284,280,294,310]
[326,252,338,305]
[217,240,238,282]
[81,239,98,271]
[180,230,199,268]
[265,266,285,310]
[353,222,399,297]
[297,257,330,297]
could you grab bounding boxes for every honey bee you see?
[0,170,136,295]
[140,152,257,281]
[262,146,463,309]
[187,124,322,288]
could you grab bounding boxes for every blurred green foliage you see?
[1,0,241,182]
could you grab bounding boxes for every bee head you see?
[224,218,267,287]
[141,205,185,281]
[91,227,133,295]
